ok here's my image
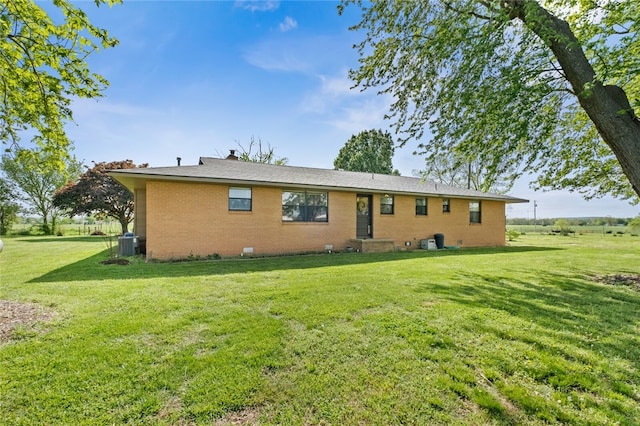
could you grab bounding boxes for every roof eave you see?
[109,171,529,203]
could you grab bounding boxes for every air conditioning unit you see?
[420,239,437,250]
[118,236,136,256]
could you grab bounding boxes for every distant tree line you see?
[507,217,632,227]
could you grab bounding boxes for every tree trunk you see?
[42,216,51,235]
[118,215,129,235]
[509,0,640,198]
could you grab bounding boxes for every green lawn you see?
[1,234,639,425]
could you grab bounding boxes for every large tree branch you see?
[504,0,640,198]
[6,34,49,117]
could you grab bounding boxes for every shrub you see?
[553,219,572,236]
[187,252,201,261]
[506,229,520,242]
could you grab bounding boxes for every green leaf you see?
[1,0,120,167]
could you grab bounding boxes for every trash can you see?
[434,233,445,249]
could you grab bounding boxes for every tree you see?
[235,137,289,165]
[53,160,148,235]
[334,129,399,175]
[1,150,82,235]
[1,0,119,166]
[340,1,640,202]
[0,177,20,235]
[417,153,514,194]
[629,216,640,234]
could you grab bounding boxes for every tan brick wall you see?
[372,195,506,248]
[133,189,146,238]
[143,180,506,259]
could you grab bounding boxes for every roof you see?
[109,157,528,203]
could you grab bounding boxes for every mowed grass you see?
[1,234,639,425]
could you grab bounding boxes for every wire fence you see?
[8,219,123,236]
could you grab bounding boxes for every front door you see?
[356,194,372,239]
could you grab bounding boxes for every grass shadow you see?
[426,270,640,378]
[411,269,640,424]
[29,245,562,283]
[15,236,112,243]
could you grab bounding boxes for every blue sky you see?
[61,0,638,219]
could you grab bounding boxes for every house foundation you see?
[349,239,395,253]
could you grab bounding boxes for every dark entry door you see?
[356,194,372,239]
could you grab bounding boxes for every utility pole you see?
[533,200,538,234]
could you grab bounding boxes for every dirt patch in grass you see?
[213,407,261,425]
[594,274,640,291]
[0,300,56,343]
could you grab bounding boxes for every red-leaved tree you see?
[54,160,147,234]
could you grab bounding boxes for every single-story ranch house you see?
[109,154,528,260]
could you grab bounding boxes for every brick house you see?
[109,155,527,260]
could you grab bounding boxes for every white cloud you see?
[326,97,391,134]
[245,50,309,73]
[244,34,356,74]
[319,73,355,98]
[234,0,279,12]
[244,39,312,73]
[301,73,356,113]
[279,16,298,32]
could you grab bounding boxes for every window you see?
[416,197,427,215]
[282,191,328,222]
[229,187,252,211]
[469,201,481,223]
[380,194,394,215]
[442,198,450,213]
